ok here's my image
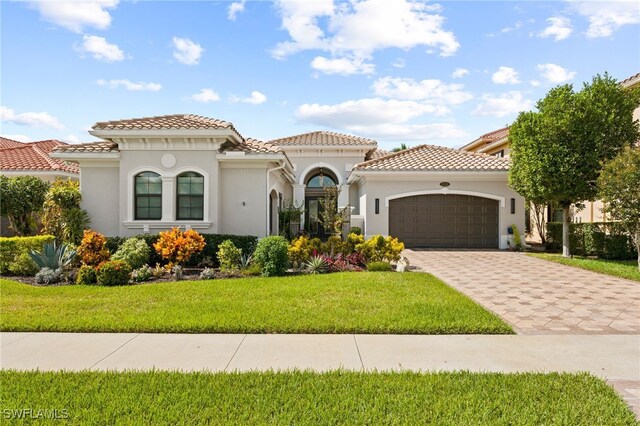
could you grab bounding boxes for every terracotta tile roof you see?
[0,140,79,174]
[460,126,510,151]
[269,131,377,146]
[620,72,640,88]
[52,141,119,153]
[366,148,391,160]
[0,137,25,150]
[92,114,240,134]
[354,144,510,172]
[219,138,282,154]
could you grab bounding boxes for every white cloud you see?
[311,56,375,75]
[97,79,162,91]
[231,91,267,105]
[372,77,473,105]
[392,58,406,68]
[492,66,520,85]
[172,37,204,65]
[569,1,640,38]
[228,0,246,20]
[191,89,221,103]
[27,0,118,33]
[0,106,65,130]
[1,134,32,142]
[77,35,124,62]
[537,63,576,83]
[272,0,459,75]
[538,16,572,41]
[345,122,467,141]
[452,67,469,78]
[472,91,533,117]
[530,80,541,87]
[63,135,80,144]
[488,20,523,37]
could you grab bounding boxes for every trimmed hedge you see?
[546,222,637,260]
[105,233,258,267]
[0,235,56,275]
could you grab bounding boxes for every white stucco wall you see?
[80,165,120,236]
[220,165,268,237]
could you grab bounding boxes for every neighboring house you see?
[51,114,524,249]
[0,138,80,236]
[459,127,510,158]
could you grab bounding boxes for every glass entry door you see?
[305,196,330,239]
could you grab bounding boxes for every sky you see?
[1,0,639,150]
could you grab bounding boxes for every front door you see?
[305,196,331,239]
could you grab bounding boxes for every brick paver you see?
[404,250,640,335]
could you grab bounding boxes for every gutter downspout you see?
[266,162,286,237]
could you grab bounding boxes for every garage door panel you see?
[389,194,499,248]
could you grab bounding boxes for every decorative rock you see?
[396,256,410,272]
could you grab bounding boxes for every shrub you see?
[509,224,523,251]
[308,238,323,255]
[96,260,132,286]
[253,236,289,277]
[77,230,110,266]
[323,253,364,272]
[356,235,404,263]
[322,236,345,256]
[350,227,362,235]
[0,175,49,236]
[0,235,55,275]
[366,261,393,272]
[153,228,206,267]
[546,222,637,259]
[112,238,150,269]
[288,236,312,269]
[131,265,152,283]
[76,265,97,285]
[29,241,76,271]
[199,267,217,280]
[35,267,62,285]
[344,232,365,255]
[217,240,242,272]
[41,178,90,245]
[305,255,328,274]
[240,263,261,277]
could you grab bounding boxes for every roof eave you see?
[90,128,243,143]
[50,152,120,160]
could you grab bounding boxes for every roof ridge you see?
[32,144,61,170]
[356,143,428,168]
[269,130,376,144]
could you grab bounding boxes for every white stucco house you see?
[51,114,524,249]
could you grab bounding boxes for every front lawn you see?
[528,253,640,282]
[0,272,512,334]
[0,370,635,425]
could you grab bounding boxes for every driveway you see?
[404,250,640,335]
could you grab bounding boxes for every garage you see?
[389,194,499,248]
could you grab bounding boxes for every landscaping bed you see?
[0,370,635,425]
[528,253,640,282]
[0,272,512,334]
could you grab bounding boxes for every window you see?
[493,150,504,158]
[135,172,162,220]
[176,172,204,220]
[306,173,336,188]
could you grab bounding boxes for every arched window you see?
[306,173,336,188]
[177,172,204,220]
[135,172,162,220]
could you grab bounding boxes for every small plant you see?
[305,255,328,274]
[77,230,110,266]
[510,224,523,252]
[29,241,77,271]
[350,227,362,235]
[76,265,97,285]
[172,264,184,281]
[35,267,62,285]
[344,232,365,255]
[9,253,39,276]
[112,237,150,269]
[154,227,206,267]
[366,261,393,272]
[199,267,217,280]
[131,264,153,283]
[217,239,242,272]
[239,253,253,270]
[240,263,261,276]
[356,235,404,263]
[152,263,165,278]
[96,260,132,286]
[288,236,311,269]
[253,236,289,277]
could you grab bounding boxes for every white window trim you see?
[127,166,210,223]
[384,188,506,208]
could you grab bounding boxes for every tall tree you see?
[509,73,640,257]
[0,175,50,236]
[598,146,640,270]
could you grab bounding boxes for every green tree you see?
[509,73,640,257]
[598,146,640,270]
[0,175,49,236]
[391,143,408,152]
[41,179,90,244]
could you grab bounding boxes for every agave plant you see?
[29,241,77,270]
[239,253,253,269]
[305,255,328,274]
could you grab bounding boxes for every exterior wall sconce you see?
[375,198,380,214]
[242,201,246,206]
[510,198,516,214]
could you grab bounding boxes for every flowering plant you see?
[153,227,206,267]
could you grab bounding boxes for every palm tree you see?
[391,143,408,152]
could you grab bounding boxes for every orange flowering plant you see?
[77,229,110,266]
[153,227,206,267]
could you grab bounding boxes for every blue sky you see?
[1,0,639,150]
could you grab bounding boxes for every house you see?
[459,127,510,158]
[51,114,524,249]
[0,138,80,236]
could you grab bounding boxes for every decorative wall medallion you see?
[161,153,176,169]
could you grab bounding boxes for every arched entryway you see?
[269,189,279,236]
[304,167,337,239]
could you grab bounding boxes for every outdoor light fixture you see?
[510,198,515,214]
[375,198,380,214]
[439,182,450,187]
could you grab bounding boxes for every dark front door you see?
[389,194,499,248]
[305,196,331,239]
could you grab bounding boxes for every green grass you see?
[528,253,640,282]
[0,370,635,425]
[0,272,512,334]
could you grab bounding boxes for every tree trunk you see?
[562,205,571,258]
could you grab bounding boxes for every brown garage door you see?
[389,194,499,248]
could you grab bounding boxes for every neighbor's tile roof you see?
[0,137,25,150]
[92,114,240,133]
[366,148,391,160]
[269,131,377,146]
[620,72,640,88]
[0,140,79,173]
[220,138,282,154]
[354,144,510,172]
[460,126,510,151]
[52,140,119,153]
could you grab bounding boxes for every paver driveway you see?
[404,250,640,335]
